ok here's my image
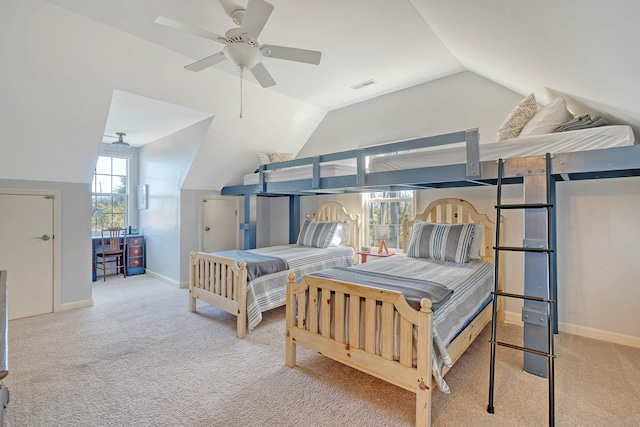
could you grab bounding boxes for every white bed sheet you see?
[369,125,635,172]
[244,244,355,331]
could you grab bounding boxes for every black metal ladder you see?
[487,153,556,427]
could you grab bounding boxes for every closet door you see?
[201,197,239,253]
[0,194,54,319]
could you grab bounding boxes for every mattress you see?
[240,244,355,331]
[369,125,635,172]
[243,160,357,185]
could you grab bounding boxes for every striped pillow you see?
[407,221,476,263]
[296,219,339,248]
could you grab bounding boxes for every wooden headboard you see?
[305,201,361,253]
[402,198,500,264]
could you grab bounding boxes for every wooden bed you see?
[285,198,503,427]
[189,201,360,338]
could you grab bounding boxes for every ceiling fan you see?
[103,132,130,148]
[154,0,322,89]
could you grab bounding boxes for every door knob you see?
[204,227,211,231]
[35,234,51,241]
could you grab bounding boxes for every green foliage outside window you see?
[365,190,413,250]
[92,156,128,232]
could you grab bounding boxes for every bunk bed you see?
[223,125,636,247]
[189,201,360,338]
[220,123,639,425]
[286,198,502,427]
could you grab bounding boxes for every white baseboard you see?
[144,269,182,288]
[503,310,640,349]
[59,299,93,312]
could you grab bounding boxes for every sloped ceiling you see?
[42,0,464,110]
[411,0,640,134]
[2,0,638,187]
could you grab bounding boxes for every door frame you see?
[0,188,61,313]
[200,195,240,252]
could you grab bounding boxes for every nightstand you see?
[357,249,395,263]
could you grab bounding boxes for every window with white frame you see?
[363,190,414,251]
[92,155,129,233]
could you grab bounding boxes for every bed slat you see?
[399,316,413,367]
[321,288,331,338]
[309,285,319,334]
[349,295,360,349]
[364,298,376,354]
[381,302,394,360]
[334,291,345,343]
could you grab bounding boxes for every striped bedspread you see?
[343,255,493,392]
[244,244,355,331]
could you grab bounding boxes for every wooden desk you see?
[357,249,395,263]
[92,235,145,281]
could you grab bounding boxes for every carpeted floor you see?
[4,274,640,426]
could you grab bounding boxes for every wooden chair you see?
[96,227,127,282]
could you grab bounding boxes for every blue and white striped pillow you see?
[296,219,339,248]
[407,221,476,263]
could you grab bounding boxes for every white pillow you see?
[469,223,484,260]
[496,93,538,141]
[257,152,295,165]
[519,97,573,137]
[328,222,350,247]
[257,152,270,165]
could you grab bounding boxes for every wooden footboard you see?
[189,251,248,338]
[285,272,496,427]
[285,273,435,427]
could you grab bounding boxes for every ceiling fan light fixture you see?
[111,132,131,148]
[223,41,262,70]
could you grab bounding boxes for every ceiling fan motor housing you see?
[223,39,263,70]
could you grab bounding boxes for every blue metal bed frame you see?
[221,127,640,377]
[222,128,639,249]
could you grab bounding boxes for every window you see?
[363,190,414,251]
[92,155,129,233]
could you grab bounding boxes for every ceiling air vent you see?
[350,79,377,90]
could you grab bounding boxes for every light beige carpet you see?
[4,274,640,426]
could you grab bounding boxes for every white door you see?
[202,197,239,253]
[0,194,54,319]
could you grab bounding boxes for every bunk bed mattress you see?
[368,125,635,171]
[312,255,493,391]
[243,244,355,331]
[243,160,357,185]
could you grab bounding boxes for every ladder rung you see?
[492,291,555,303]
[496,203,553,209]
[495,246,554,253]
[491,340,556,358]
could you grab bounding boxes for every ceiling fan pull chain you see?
[239,67,244,119]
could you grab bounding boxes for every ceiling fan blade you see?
[261,45,321,65]
[217,0,242,18]
[184,52,227,72]
[154,16,225,43]
[250,62,276,88]
[240,0,274,39]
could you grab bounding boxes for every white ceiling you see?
[40,0,640,146]
[102,90,213,146]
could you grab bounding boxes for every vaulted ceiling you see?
[2,0,638,187]
[42,0,640,121]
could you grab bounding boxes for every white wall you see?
[138,118,213,284]
[292,72,640,347]
[0,179,92,307]
[1,0,326,308]
[298,71,522,157]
